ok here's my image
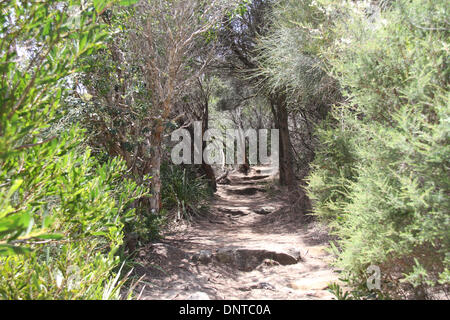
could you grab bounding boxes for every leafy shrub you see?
[306,115,357,224]
[0,151,144,299]
[0,0,143,299]
[306,0,449,298]
[256,0,341,180]
[161,162,213,221]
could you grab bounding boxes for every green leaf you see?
[6,179,23,199]
[34,233,64,240]
[119,0,139,6]
[0,213,32,238]
[0,244,30,256]
[93,0,111,14]
[90,231,107,236]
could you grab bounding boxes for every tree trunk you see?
[270,91,295,188]
[149,122,163,213]
[201,103,217,191]
[238,149,250,175]
[186,111,217,192]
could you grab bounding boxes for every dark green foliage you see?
[161,163,213,221]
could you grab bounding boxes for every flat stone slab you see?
[226,187,265,196]
[214,248,301,271]
[288,278,331,291]
[241,175,269,181]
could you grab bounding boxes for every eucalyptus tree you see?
[78,0,236,213]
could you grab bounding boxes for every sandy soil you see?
[132,167,340,300]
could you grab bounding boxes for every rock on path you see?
[133,166,339,300]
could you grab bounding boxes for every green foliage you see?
[256,0,341,179]
[328,281,386,300]
[0,152,145,299]
[307,116,357,223]
[306,0,449,298]
[0,0,144,299]
[256,0,341,107]
[161,163,213,221]
[257,0,334,91]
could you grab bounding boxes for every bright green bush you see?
[0,151,144,299]
[306,0,449,298]
[0,0,143,299]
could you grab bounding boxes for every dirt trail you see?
[134,167,339,300]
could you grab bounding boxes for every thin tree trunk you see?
[149,122,163,213]
[270,91,295,188]
[201,104,217,191]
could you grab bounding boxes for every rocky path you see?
[134,167,339,300]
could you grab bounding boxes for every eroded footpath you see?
[134,167,339,300]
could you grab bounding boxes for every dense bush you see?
[161,162,213,221]
[0,0,143,299]
[0,152,144,299]
[306,0,449,298]
[256,0,341,179]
